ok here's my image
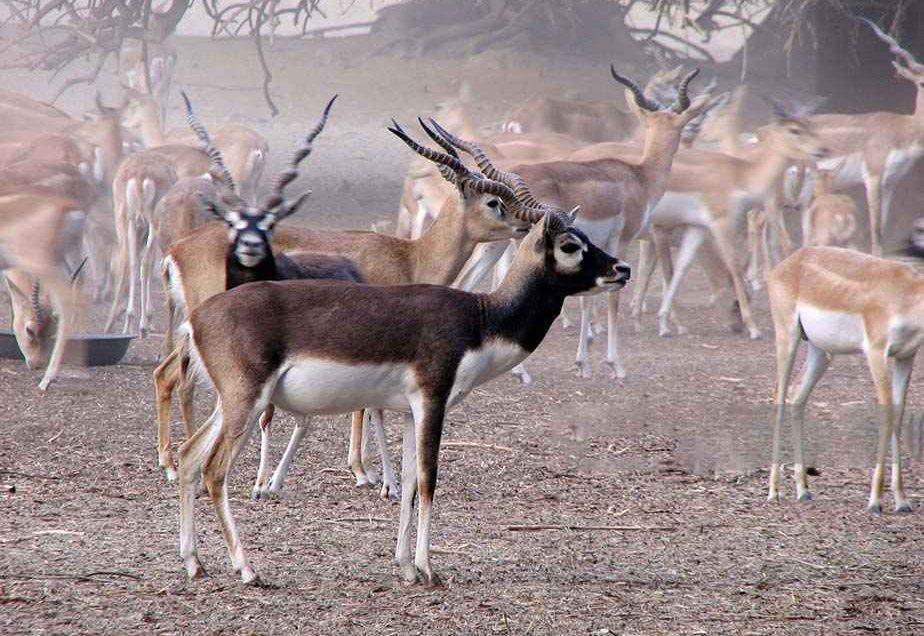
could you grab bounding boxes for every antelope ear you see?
[567,205,580,223]
[5,278,28,304]
[256,213,277,231]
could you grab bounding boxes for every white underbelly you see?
[798,305,865,355]
[651,191,712,228]
[272,357,414,415]
[884,144,923,182]
[818,153,864,188]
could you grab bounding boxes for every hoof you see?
[797,491,814,502]
[604,361,626,381]
[867,502,883,515]
[574,361,592,379]
[354,473,371,488]
[38,378,52,392]
[400,563,442,588]
[512,367,532,385]
[251,487,279,501]
[658,328,674,338]
[767,491,780,503]
[363,469,381,487]
[380,482,400,502]
[163,467,177,483]
[241,569,262,586]
[184,557,207,580]
[895,502,913,513]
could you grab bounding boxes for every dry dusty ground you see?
[1,36,923,635]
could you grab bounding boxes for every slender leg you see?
[745,209,763,291]
[267,416,314,495]
[604,290,625,380]
[202,403,264,584]
[413,397,446,587]
[178,347,197,438]
[789,343,830,501]
[396,412,418,579]
[178,403,223,580]
[252,404,276,499]
[657,226,707,337]
[36,273,75,392]
[710,218,762,339]
[575,296,594,377]
[123,217,139,334]
[369,409,399,500]
[863,172,884,256]
[154,349,180,480]
[630,237,657,333]
[360,409,381,486]
[103,232,128,333]
[768,310,801,502]
[865,347,893,513]
[890,356,913,512]
[348,410,372,487]
[138,225,156,337]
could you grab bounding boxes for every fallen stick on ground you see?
[317,517,391,525]
[506,524,676,532]
[442,442,514,453]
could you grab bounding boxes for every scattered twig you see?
[316,516,390,525]
[45,429,64,444]
[442,441,514,453]
[506,524,676,532]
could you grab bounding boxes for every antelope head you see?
[426,124,630,294]
[182,92,337,268]
[761,100,830,163]
[6,276,55,369]
[388,119,531,242]
[613,67,713,139]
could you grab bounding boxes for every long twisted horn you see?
[261,94,338,217]
[388,119,471,177]
[611,67,661,112]
[428,119,547,210]
[31,281,47,325]
[181,91,238,196]
[859,17,923,72]
[672,68,701,113]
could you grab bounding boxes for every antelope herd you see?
[2,17,923,586]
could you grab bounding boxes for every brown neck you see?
[140,108,165,147]
[409,195,480,285]
[638,122,683,201]
[740,136,794,197]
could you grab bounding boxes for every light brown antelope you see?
[0,187,85,390]
[483,68,711,379]
[153,177,218,255]
[176,196,629,587]
[804,162,858,248]
[767,246,918,513]
[801,18,924,256]
[612,104,829,339]
[120,37,177,126]
[104,150,178,335]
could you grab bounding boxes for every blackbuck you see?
[802,18,924,256]
[767,247,916,513]
[153,111,531,497]
[0,188,86,390]
[616,104,829,338]
[177,194,630,587]
[487,68,710,379]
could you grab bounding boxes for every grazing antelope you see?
[104,150,178,335]
[767,246,917,513]
[176,191,630,586]
[620,103,829,339]
[0,188,85,390]
[802,18,924,256]
[484,68,711,379]
[804,162,858,249]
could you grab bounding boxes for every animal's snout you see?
[613,262,631,281]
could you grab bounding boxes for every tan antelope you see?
[154,117,531,501]
[767,246,917,513]
[804,161,858,248]
[104,150,178,335]
[0,187,86,390]
[482,68,710,379]
[176,188,629,586]
[801,18,924,256]
[605,103,829,339]
[120,38,177,126]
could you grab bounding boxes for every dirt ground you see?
[1,36,923,635]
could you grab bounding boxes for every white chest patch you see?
[272,357,415,415]
[652,191,711,228]
[797,304,865,355]
[448,339,528,408]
